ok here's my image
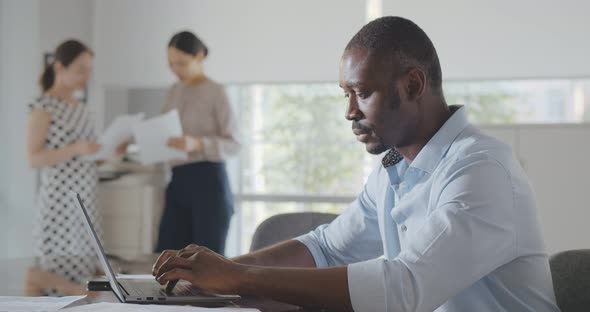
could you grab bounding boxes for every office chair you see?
[549,249,590,311]
[249,212,338,252]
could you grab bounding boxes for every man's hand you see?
[152,243,352,311]
[153,244,245,294]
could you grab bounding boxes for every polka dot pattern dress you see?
[28,95,101,295]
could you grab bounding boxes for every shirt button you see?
[401,224,407,232]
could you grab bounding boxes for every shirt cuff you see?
[293,233,329,268]
[348,258,388,312]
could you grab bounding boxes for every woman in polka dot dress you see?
[25,40,104,295]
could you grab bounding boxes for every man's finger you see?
[156,268,194,286]
[187,247,213,261]
[152,250,178,276]
[156,256,193,279]
[152,244,203,275]
[178,246,206,259]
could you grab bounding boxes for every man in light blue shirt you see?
[153,16,560,311]
[295,103,559,311]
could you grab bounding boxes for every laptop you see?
[72,191,241,304]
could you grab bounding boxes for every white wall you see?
[0,0,94,259]
[383,0,590,80]
[93,0,366,87]
[0,0,40,259]
[39,0,94,54]
[93,0,590,85]
[38,0,103,127]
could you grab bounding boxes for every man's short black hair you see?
[346,16,442,91]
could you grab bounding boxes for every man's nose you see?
[345,96,362,121]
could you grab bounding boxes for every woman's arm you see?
[26,109,98,168]
[196,89,240,159]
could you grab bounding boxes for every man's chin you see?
[365,142,388,155]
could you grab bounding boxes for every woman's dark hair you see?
[40,39,93,92]
[168,31,209,57]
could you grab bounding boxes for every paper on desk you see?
[0,295,85,312]
[132,109,187,165]
[62,302,260,311]
[86,113,145,161]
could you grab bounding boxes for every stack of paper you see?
[86,113,145,161]
[132,109,188,164]
[88,109,188,165]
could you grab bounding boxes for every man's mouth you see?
[356,133,370,142]
[353,129,371,142]
[352,129,368,136]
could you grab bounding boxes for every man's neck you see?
[397,103,452,163]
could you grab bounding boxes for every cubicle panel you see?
[518,125,590,254]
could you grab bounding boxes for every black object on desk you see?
[87,279,111,291]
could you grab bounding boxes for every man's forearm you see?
[233,240,317,268]
[238,265,353,311]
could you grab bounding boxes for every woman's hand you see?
[167,136,203,153]
[115,141,130,157]
[73,141,101,156]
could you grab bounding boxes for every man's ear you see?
[405,68,426,100]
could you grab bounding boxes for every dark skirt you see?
[155,161,234,254]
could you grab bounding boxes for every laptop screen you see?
[71,191,126,302]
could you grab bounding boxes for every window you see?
[445,79,590,124]
[226,83,371,254]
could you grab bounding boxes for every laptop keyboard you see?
[129,282,198,297]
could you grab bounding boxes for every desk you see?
[0,257,306,312]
